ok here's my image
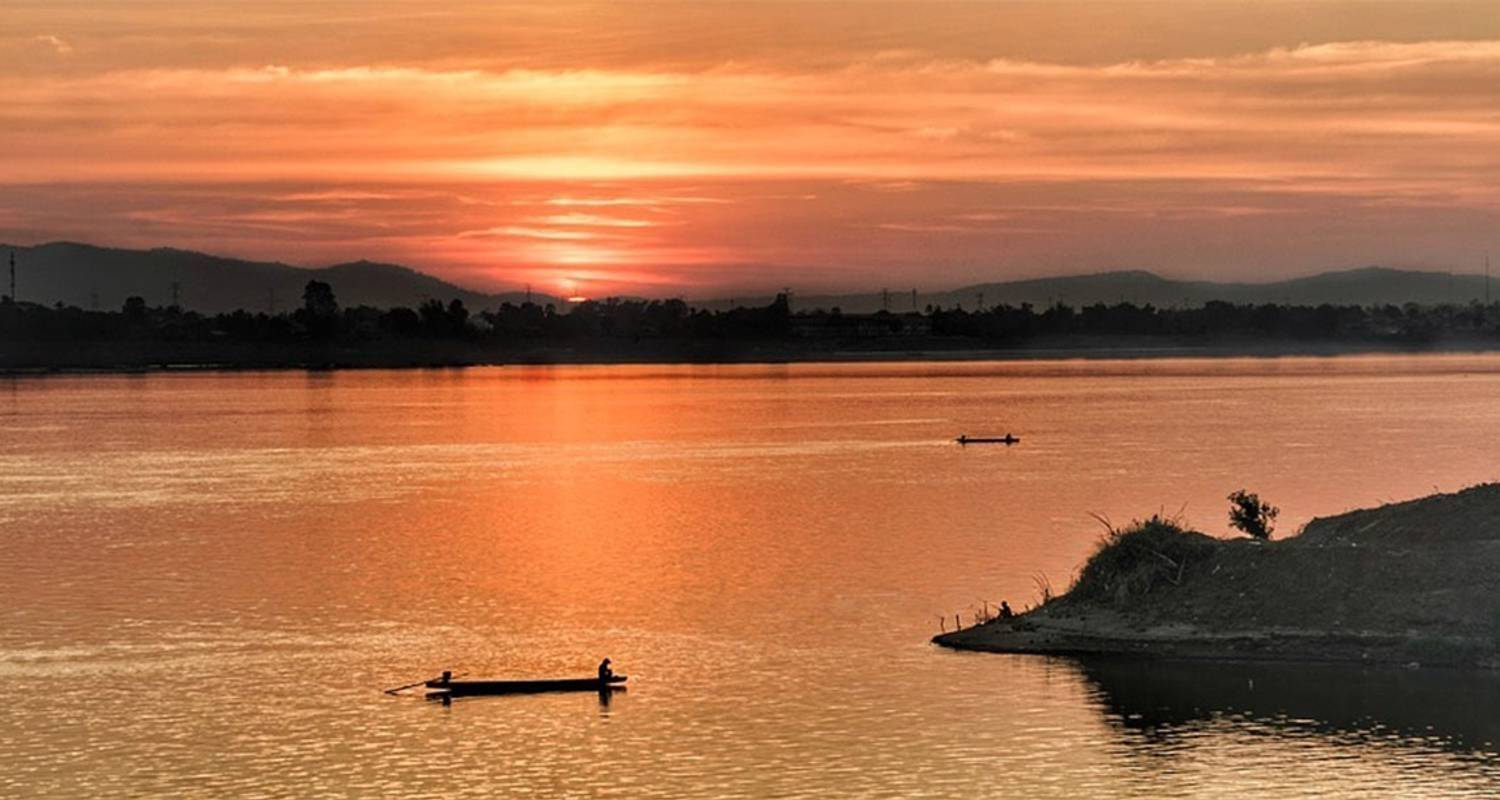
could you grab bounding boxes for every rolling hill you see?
[0,242,554,313]
[731,268,1496,314]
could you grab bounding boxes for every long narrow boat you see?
[425,675,627,697]
[956,434,1020,445]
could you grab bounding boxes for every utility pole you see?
[7,251,14,303]
[267,287,276,314]
[976,291,984,312]
[171,282,181,309]
[526,283,533,305]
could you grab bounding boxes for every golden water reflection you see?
[3,356,1500,797]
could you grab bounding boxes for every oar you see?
[384,672,466,695]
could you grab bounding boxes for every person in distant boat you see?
[598,658,613,681]
[999,601,1014,619]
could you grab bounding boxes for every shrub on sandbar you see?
[1070,516,1222,605]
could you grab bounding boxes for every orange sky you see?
[3,1,1500,296]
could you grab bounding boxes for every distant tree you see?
[418,298,448,334]
[302,281,338,318]
[122,296,147,319]
[297,280,340,338]
[380,306,421,337]
[446,298,469,330]
[1227,489,1279,540]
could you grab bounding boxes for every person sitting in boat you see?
[598,658,613,681]
[999,601,1014,619]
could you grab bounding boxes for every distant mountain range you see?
[711,267,1499,313]
[0,241,555,314]
[2,241,1493,314]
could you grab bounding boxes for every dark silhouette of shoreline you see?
[6,277,1500,372]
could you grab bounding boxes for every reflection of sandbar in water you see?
[1073,656,1500,751]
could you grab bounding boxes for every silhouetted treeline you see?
[922,299,1497,344]
[0,281,791,351]
[4,279,1500,368]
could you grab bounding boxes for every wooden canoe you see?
[425,675,627,697]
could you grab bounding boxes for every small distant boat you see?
[956,434,1020,445]
[424,675,627,697]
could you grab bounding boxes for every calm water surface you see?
[5,356,1500,798]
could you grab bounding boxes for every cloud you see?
[33,34,72,56]
[5,31,1500,292]
[458,226,601,241]
[6,40,1500,192]
[876,222,973,233]
[533,213,660,227]
[542,195,732,207]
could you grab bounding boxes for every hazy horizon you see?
[4,2,1500,296]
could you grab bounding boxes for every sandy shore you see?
[933,606,1497,667]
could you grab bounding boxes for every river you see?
[4,355,1500,797]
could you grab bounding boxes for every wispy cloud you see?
[8,41,1500,192]
[532,214,659,228]
[33,34,72,56]
[458,226,601,241]
[542,196,733,207]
